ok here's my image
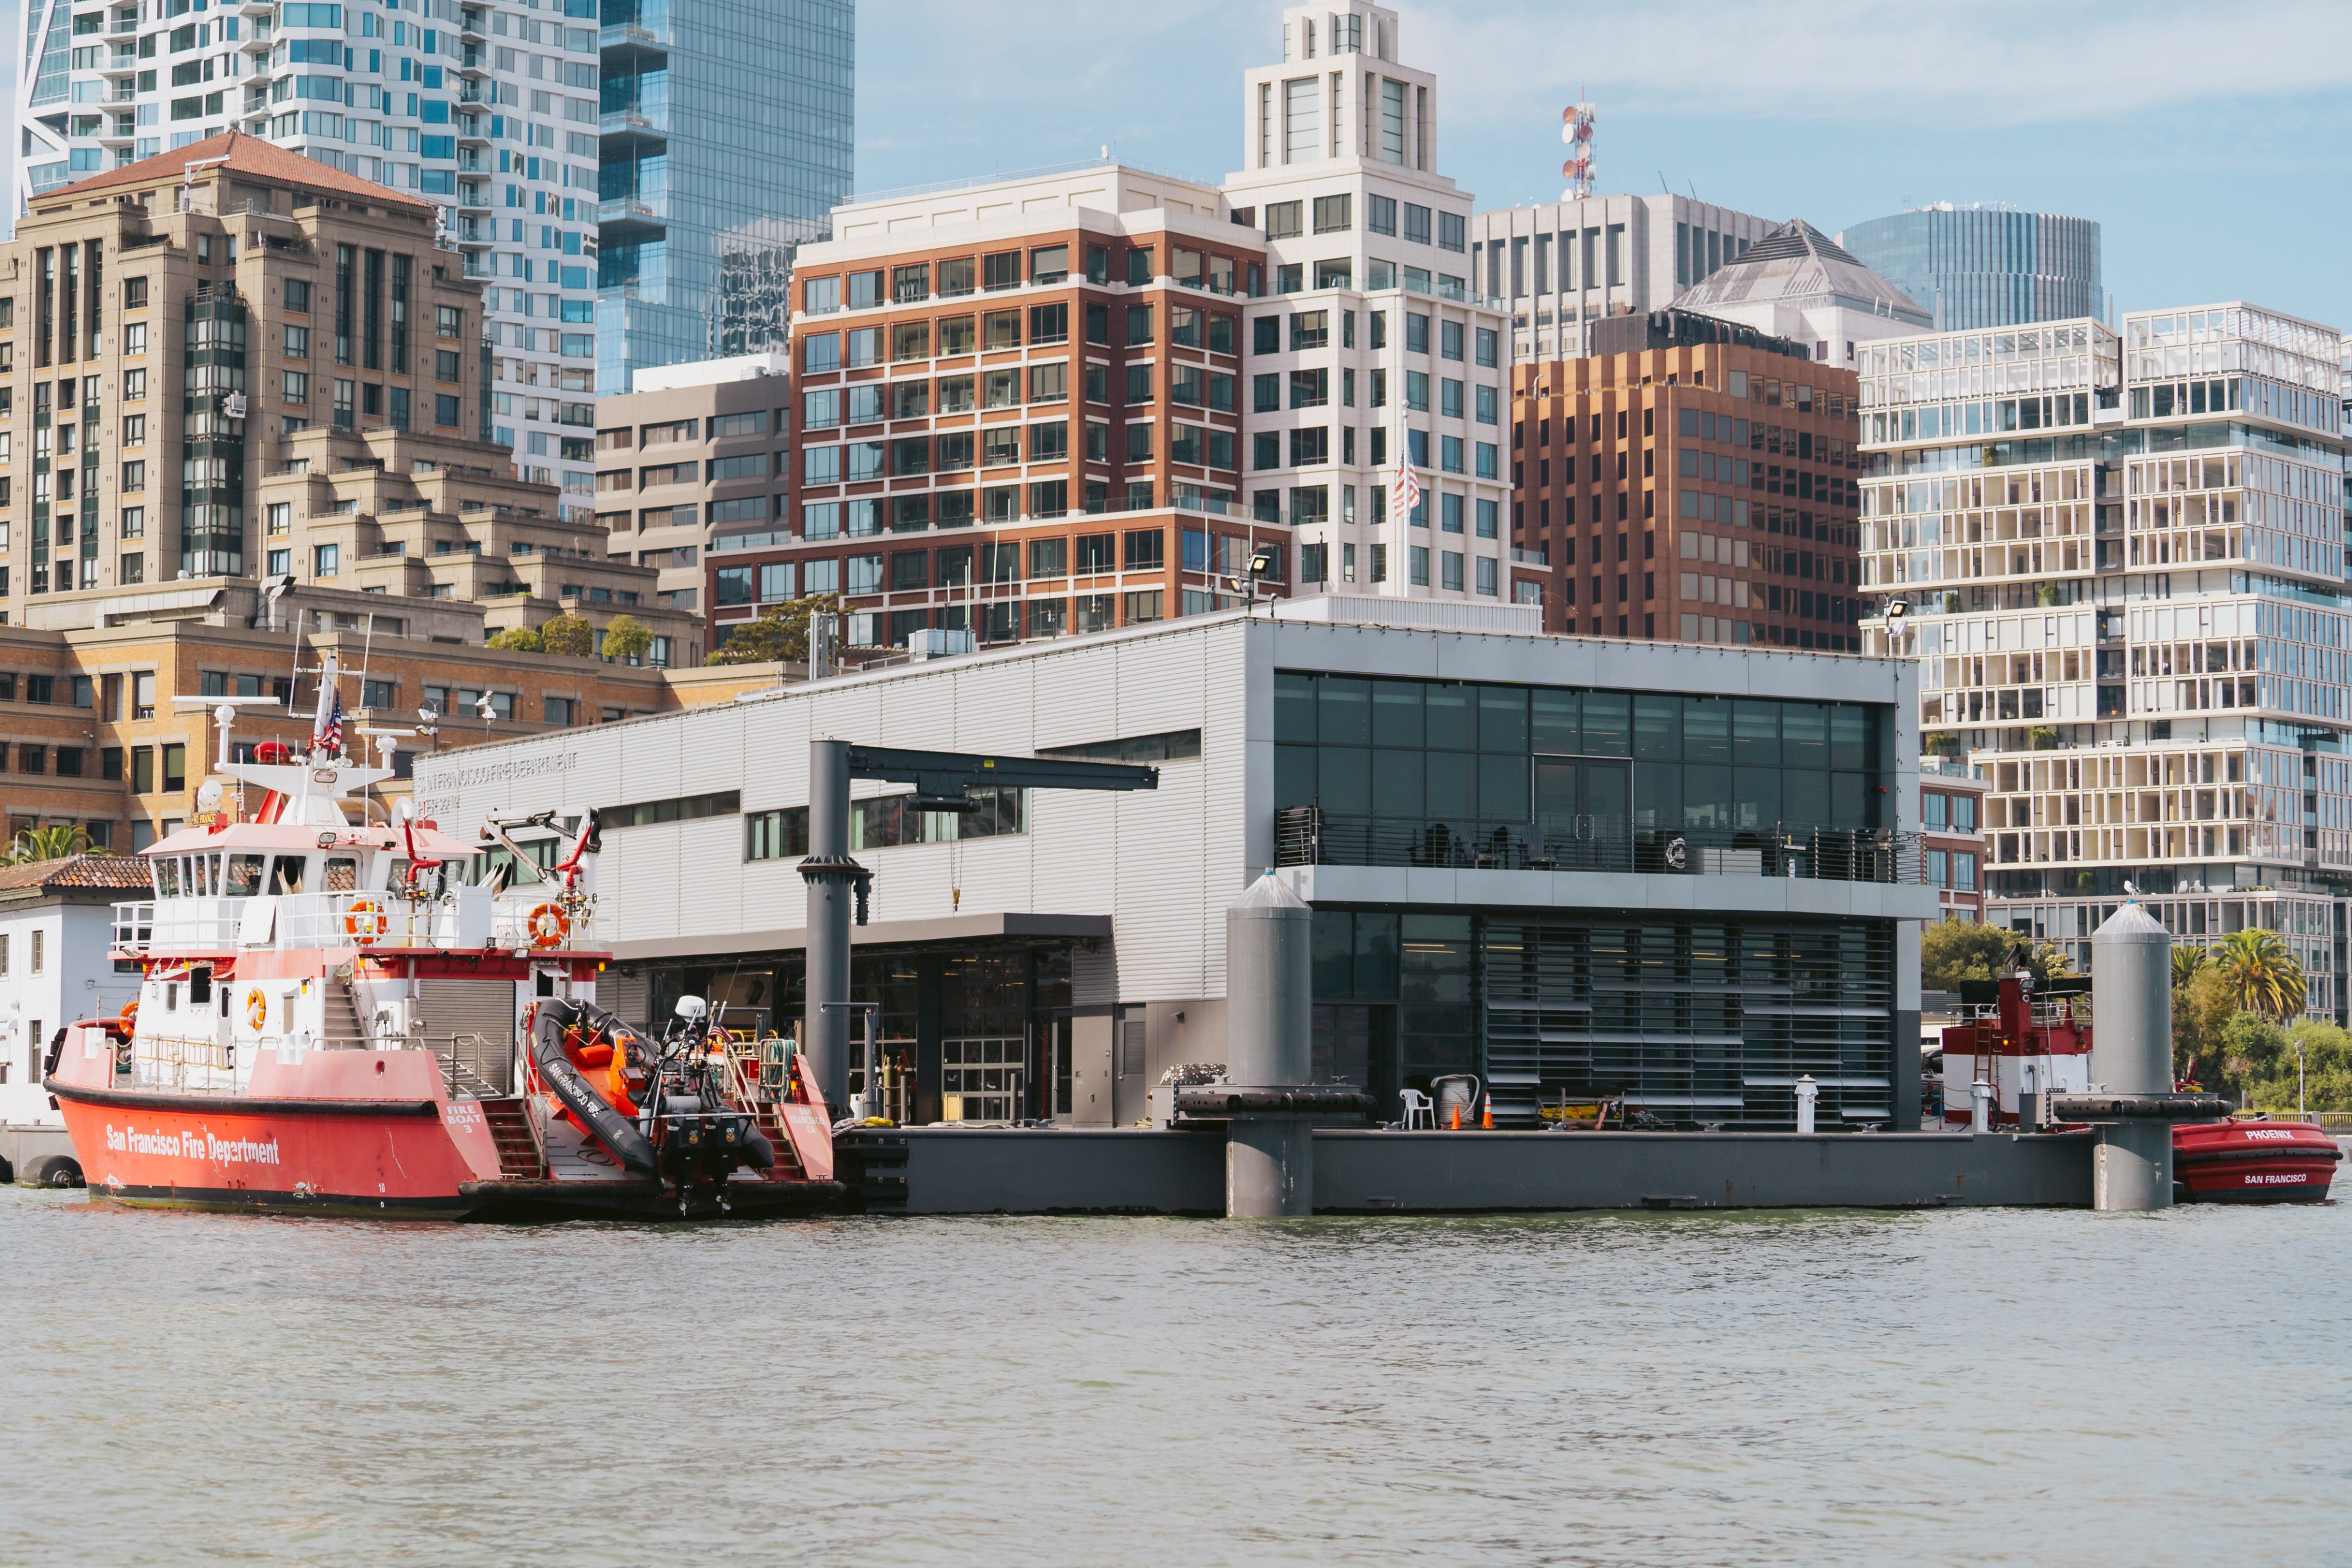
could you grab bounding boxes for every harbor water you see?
[3,1187,2346,1566]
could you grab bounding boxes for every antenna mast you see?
[1560,97,1596,202]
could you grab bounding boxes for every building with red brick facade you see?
[1509,312,1866,649]
[709,166,1279,649]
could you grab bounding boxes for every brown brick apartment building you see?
[1509,311,1865,649]
[708,165,1292,651]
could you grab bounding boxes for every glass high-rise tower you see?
[1840,205,2100,331]
[595,0,852,393]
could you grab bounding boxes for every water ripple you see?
[2,1190,2346,1566]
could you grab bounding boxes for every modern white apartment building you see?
[18,0,604,515]
[1471,194,1776,363]
[1856,301,2351,1014]
[1227,1,1513,605]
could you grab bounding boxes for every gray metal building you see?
[415,601,1937,1128]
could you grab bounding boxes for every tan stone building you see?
[594,350,792,619]
[0,132,488,609]
[255,420,698,664]
[0,575,782,852]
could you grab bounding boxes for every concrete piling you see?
[1223,870,1314,1217]
[2089,902,2174,1211]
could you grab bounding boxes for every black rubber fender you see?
[529,1000,658,1176]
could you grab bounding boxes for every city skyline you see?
[853,0,2352,330]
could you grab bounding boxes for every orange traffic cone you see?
[1450,1103,1462,1131]
[1481,1098,1493,1130]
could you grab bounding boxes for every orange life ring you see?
[526,902,569,950]
[246,989,269,1033]
[118,1000,139,1030]
[344,897,389,946]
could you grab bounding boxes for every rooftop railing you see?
[1275,807,1923,884]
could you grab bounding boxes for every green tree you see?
[7,823,93,864]
[485,625,544,653]
[600,612,652,665]
[2171,944,2210,989]
[714,593,842,666]
[2172,967,2238,1090]
[2247,1020,2352,1115]
[2217,1009,2288,1090]
[539,612,594,658]
[2214,928,2306,1021]
[1921,920,2074,992]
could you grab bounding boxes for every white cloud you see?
[1408,0,2352,130]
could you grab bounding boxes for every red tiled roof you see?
[46,130,432,213]
[0,854,156,892]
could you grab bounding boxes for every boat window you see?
[165,983,180,1012]
[268,855,307,895]
[154,859,180,898]
[226,854,267,897]
[324,857,358,892]
[189,965,213,1006]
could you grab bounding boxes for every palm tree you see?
[2215,929,2306,1022]
[2171,944,2211,989]
[6,824,93,865]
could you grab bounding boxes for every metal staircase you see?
[478,1097,546,1179]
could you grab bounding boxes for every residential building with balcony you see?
[16,0,608,513]
[1472,194,1777,363]
[722,162,1280,651]
[414,600,1937,1132]
[596,0,853,394]
[1856,301,2351,1014]
[0,134,491,616]
[1509,310,1866,648]
[1919,756,1986,921]
[593,350,788,618]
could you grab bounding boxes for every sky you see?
[855,0,2352,330]
[1,1,2341,328]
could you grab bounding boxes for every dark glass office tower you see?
[597,0,853,392]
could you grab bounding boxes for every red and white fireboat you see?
[44,663,837,1219]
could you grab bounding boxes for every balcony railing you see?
[1274,807,1923,884]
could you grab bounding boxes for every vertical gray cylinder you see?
[803,739,853,1114]
[2090,902,2174,1210]
[2091,903,2171,1095]
[1225,870,1312,1088]
[1228,1117,1313,1217]
[2095,1123,2172,1211]
[1224,871,1314,1218]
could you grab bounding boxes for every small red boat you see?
[2172,1120,2343,1204]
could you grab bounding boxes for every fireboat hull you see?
[51,1077,499,1218]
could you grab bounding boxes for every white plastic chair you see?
[1399,1087,1434,1130]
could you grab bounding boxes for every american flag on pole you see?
[313,687,344,756]
[1390,426,1421,522]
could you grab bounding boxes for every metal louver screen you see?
[1482,917,1894,1129]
